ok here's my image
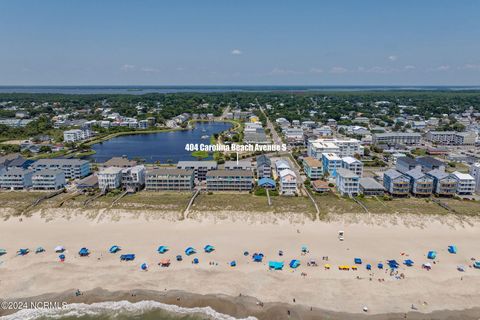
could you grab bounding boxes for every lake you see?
[90,122,232,163]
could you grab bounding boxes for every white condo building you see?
[308,138,362,159]
[469,163,480,193]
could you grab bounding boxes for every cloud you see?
[269,67,302,75]
[309,68,323,74]
[121,64,136,71]
[231,49,242,55]
[329,66,348,74]
[388,55,398,61]
[436,65,450,71]
[462,64,480,71]
[140,67,160,73]
[404,65,416,70]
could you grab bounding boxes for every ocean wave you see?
[0,300,259,320]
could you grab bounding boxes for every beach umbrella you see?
[301,246,308,253]
[377,263,384,269]
[157,246,169,254]
[54,246,65,253]
[78,247,90,257]
[59,254,66,262]
[252,253,264,262]
[185,247,196,256]
[366,264,372,270]
[35,247,45,254]
[230,261,237,267]
[448,245,457,254]
[17,248,29,256]
[204,245,215,253]
[0,248,7,256]
[109,245,121,254]
[289,259,300,269]
[176,255,183,261]
[193,258,199,264]
[268,261,284,270]
[354,258,362,264]
[474,261,480,269]
[403,259,414,267]
[427,251,437,259]
[141,263,148,271]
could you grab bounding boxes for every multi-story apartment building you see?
[0,167,33,189]
[470,163,480,193]
[450,171,476,195]
[256,155,271,179]
[275,159,291,173]
[341,156,363,177]
[321,153,342,177]
[336,168,359,196]
[426,169,457,196]
[32,169,66,190]
[404,169,434,196]
[97,167,123,191]
[63,129,91,143]
[359,177,385,196]
[302,157,322,180]
[145,168,194,191]
[372,132,421,146]
[206,170,254,191]
[426,131,476,145]
[383,169,410,196]
[31,159,91,180]
[308,138,361,158]
[121,165,146,191]
[177,161,217,181]
[279,169,298,195]
[224,161,254,171]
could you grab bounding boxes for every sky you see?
[1,0,480,86]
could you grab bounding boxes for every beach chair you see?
[324,264,331,270]
[17,248,29,256]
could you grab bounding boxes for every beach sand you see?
[0,208,479,319]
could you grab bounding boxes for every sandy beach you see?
[0,208,479,319]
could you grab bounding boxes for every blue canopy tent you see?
[366,264,372,270]
[387,260,399,269]
[120,254,135,261]
[269,261,284,270]
[404,259,414,267]
[427,251,437,259]
[474,261,480,269]
[230,261,237,267]
[109,245,121,254]
[354,258,362,264]
[301,246,308,253]
[289,259,301,269]
[185,247,196,256]
[252,253,264,262]
[0,248,6,256]
[377,263,384,269]
[204,245,215,253]
[176,255,183,261]
[448,245,457,254]
[258,178,276,189]
[193,258,199,264]
[157,246,169,254]
[141,263,148,271]
[35,247,45,254]
[78,248,90,257]
[17,248,29,256]
[58,254,66,261]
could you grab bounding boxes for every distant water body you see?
[1,85,480,94]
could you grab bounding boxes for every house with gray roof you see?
[31,158,91,179]
[32,169,66,190]
[426,169,457,196]
[206,169,254,191]
[404,168,433,196]
[383,169,410,196]
[145,168,194,191]
[359,177,385,196]
[256,154,271,178]
[0,167,33,189]
[177,161,217,181]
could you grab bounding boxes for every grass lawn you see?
[440,198,480,216]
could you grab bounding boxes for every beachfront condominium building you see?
[63,129,91,143]
[275,159,291,173]
[145,168,194,191]
[32,169,66,190]
[359,177,385,196]
[256,154,271,179]
[321,153,342,177]
[206,170,254,191]
[450,171,476,195]
[426,169,457,197]
[302,157,322,180]
[372,132,421,146]
[396,156,421,174]
[336,168,360,196]
[307,138,362,159]
[177,161,217,181]
[279,169,298,195]
[0,167,33,189]
[470,163,480,193]
[31,159,91,180]
[97,167,123,191]
[425,131,476,145]
[224,160,255,171]
[284,127,304,145]
[383,169,410,197]
[404,168,434,196]
[103,157,138,168]
[341,156,363,177]
[121,165,146,191]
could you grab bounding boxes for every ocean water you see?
[1,300,258,320]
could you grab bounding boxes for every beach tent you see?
[448,246,457,254]
[268,261,284,270]
[387,260,399,269]
[157,246,169,254]
[422,263,432,270]
[366,264,372,270]
[141,263,148,271]
[404,259,414,267]
[354,258,362,264]
[17,248,29,256]
[159,259,171,267]
[176,255,183,261]
[377,263,384,269]
[289,259,301,269]
[193,258,199,264]
[35,247,45,254]
[301,246,308,253]
[474,261,480,269]
[120,254,135,261]
[59,254,65,262]
[109,245,121,254]
[204,245,215,253]
[457,265,466,272]
[252,253,264,262]
[78,248,90,257]
[230,261,237,267]
[0,248,6,256]
[243,251,249,256]
[185,247,196,256]
[427,251,437,259]
[278,250,284,256]
[54,246,65,253]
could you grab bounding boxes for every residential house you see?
[336,168,360,196]
[404,169,434,196]
[279,169,297,195]
[311,180,330,193]
[383,169,410,197]
[321,153,342,177]
[275,159,291,173]
[359,177,385,196]
[426,169,457,196]
[303,157,322,180]
[341,156,363,177]
[177,161,217,181]
[97,167,123,191]
[450,171,476,195]
[121,165,146,191]
[256,155,271,179]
